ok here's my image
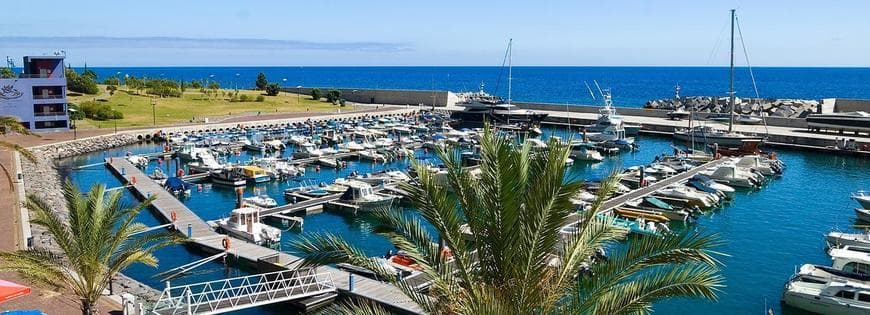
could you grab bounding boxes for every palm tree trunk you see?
[80,298,98,315]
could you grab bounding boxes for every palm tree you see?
[0,115,37,189]
[0,181,183,315]
[292,126,724,314]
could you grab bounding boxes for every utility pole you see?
[151,97,157,126]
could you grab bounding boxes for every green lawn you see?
[68,86,340,129]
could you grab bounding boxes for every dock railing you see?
[151,268,335,314]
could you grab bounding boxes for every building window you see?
[34,120,68,129]
[32,86,64,99]
[33,103,66,116]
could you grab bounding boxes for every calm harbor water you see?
[83,66,870,107]
[59,128,869,314]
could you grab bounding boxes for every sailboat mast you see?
[507,39,513,105]
[728,9,736,133]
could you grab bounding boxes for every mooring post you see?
[187,224,192,238]
[349,273,355,292]
[121,167,125,175]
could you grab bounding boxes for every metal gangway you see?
[150,268,336,314]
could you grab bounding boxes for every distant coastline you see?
[74,66,870,107]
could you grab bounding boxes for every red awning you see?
[0,280,31,304]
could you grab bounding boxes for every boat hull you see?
[782,290,870,315]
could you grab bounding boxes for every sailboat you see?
[450,39,548,126]
[673,9,764,152]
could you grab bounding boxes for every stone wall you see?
[280,87,455,107]
[644,96,820,119]
[512,102,808,128]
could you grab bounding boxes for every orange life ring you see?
[170,211,177,222]
[222,236,231,250]
[131,176,137,185]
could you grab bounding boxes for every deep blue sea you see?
[60,127,870,315]
[83,66,870,106]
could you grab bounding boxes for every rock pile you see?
[22,134,161,303]
[645,96,819,118]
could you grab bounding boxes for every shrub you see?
[144,79,182,97]
[256,95,265,102]
[103,77,120,86]
[67,103,85,120]
[80,101,123,120]
[239,94,251,102]
[107,85,118,95]
[311,88,322,100]
[265,83,280,96]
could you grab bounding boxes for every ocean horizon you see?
[81,66,870,107]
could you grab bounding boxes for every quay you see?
[104,157,424,314]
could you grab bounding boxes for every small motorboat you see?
[667,108,691,120]
[126,154,149,168]
[704,165,758,188]
[216,206,282,246]
[337,180,396,212]
[655,185,719,209]
[163,177,192,196]
[688,174,735,196]
[210,168,247,187]
[852,191,870,210]
[244,195,278,208]
[317,157,341,168]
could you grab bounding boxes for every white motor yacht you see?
[828,230,870,249]
[852,191,870,210]
[782,272,870,315]
[358,150,386,162]
[216,206,282,245]
[830,246,870,275]
[734,155,780,176]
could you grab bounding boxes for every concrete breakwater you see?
[644,96,820,118]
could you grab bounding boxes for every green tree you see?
[65,69,99,95]
[291,126,723,314]
[207,81,220,99]
[0,116,37,188]
[325,89,342,103]
[310,88,322,101]
[189,80,202,89]
[265,83,280,96]
[0,181,182,314]
[107,85,117,95]
[0,67,15,79]
[255,72,268,90]
[81,69,98,81]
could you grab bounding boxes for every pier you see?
[562,158,728,227]
[105,158,423,314]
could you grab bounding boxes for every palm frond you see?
[0,141,36,162]
[0,248,68,289]
[0,116,37,137]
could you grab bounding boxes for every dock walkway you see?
[105,158,423,314]
[563,158,727,226]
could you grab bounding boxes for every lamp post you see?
[352,90,358,111]
[68,108,77,140]
[151,97,157,126]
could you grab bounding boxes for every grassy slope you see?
[68,86,339,129]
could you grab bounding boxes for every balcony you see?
[34,111,67,117]
[18,73,64,79]
[32,94,65,100]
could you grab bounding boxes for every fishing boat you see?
[243,195,278,208]
[210,168,247,187]
[337,180,396,212]
[239,165,271,184]
[852,191,870,209]
[585,89,642,135]
[216,206,282,246]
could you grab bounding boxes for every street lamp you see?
[68,108,77,140]
[151,97,157,126]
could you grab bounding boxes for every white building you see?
[0,56,69,131]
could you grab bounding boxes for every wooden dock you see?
[105,158,424,314]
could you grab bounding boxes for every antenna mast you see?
[728,8,736,133]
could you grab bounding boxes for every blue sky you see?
[1,0,867,66]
